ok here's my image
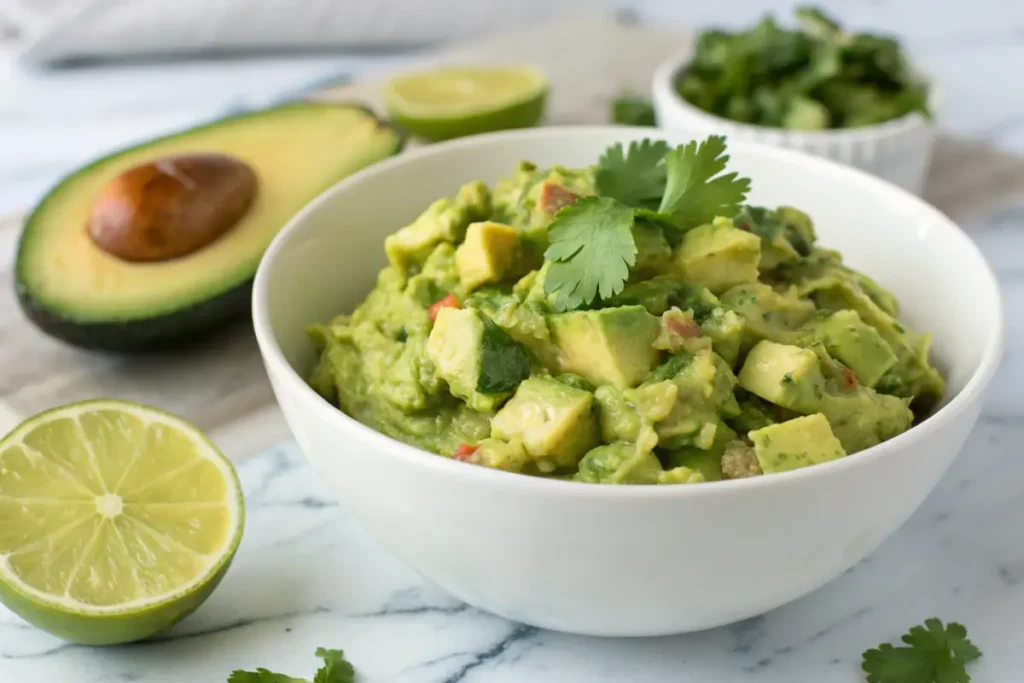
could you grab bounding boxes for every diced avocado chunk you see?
[426,307,530,412]
[488,299,559,367]
[385,181,491,269]
[737,340,825,413]
[575,443,664,484]
[653,350,741,449]
[662,421,739,481]
[549,306,661,389]
[819,390,913,454]
[404,243,460,308]
[814,309,897,387]
[575,443,704,485]
[594,386,639,443]
[594,380,678,443]
[749,413,846,474]
[656,466,706,484]
[674,217,761,293]
[455,221,522,292]
[733,205,813,271]
[777,205,816,254]
[491,377,598,470]
[466,438,531,473]
[813,280,944,407]
[720,283,815,349]
[701,307,745,366]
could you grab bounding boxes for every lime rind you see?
[384,65,548,141]
[0,400,244,644]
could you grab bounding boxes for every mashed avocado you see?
[307,148,943,484]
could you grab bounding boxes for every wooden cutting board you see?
[1,13,1021,460]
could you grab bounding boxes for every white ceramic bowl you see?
[252,127,1002,637]
[652,45,939,195]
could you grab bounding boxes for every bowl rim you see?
[252,125,1003,499]
[651,43,940,140]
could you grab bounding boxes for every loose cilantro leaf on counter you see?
[543,197,637,311]
[594,139,671,209]
[229,648,356,683]
[611,96,657,126]
[657,135,751,229]
[229,674,304,683]
[862,619,981,683]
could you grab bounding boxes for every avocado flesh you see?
[16,102,404,351]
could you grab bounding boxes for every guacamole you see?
[307,145,944,485]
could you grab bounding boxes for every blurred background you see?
[0,0,1017,216]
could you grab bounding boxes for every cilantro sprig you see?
[657,136,751,229]
[543,135,750,311]
[544,197,637,311]
[594,139,670,209]
[862,619,982,683]
[229,647,355,683]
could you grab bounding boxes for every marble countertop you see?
[1,1,1023,681]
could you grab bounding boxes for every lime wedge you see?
[384,65,548,141]
[0,400,244,645]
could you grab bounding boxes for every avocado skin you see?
[15,102,406,352]
[15,277,253,353]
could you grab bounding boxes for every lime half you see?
[384,65,548,141]
[0,400,244,645]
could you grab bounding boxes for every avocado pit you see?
[88,153,258,262]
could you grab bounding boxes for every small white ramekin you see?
[652,45,939,194]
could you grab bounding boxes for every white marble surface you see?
[1,1,1023,681]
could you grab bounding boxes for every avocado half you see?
[16,102,405,352]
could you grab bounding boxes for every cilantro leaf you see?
[611,96,657,126]
[229,648,356,683]
[543,197,636,311]
[862,619,981,683]
[313,648,356,683]
[657,135,751,230]
[477,317,531,393]
[228,671,306,683]
[795,5,844,41]
[594,139,671,209]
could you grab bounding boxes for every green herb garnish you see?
[862,619,982,683]
[544,197,637,311]
[611,96,657,126]
[477,317,531,393]
[229,647,356,683]
[677,5,929,129]
[656,136,751,229]
[544,135,749,311]
[594,139,671,210]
